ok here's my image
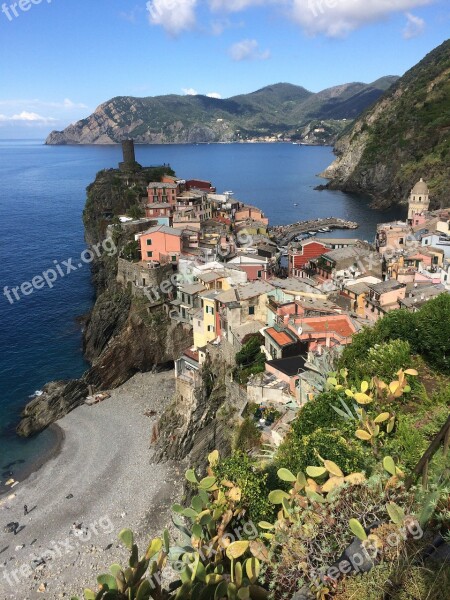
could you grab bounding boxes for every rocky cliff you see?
[17,166,193,437]
[153,352,247,467]
[322,39,450,208]
[45,80,398,146]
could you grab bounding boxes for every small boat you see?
[293,203,298,206]
[308,231,317,236]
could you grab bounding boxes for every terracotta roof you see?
[266,327,298,347]
[300,317,355,339]
[184,348,199,363]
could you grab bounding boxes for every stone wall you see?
[117,258,173,290]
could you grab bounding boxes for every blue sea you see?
[0,140,403,483]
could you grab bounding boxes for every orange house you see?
[139,225,184,264]
[234,205,269,226]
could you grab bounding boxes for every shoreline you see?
[0,425,65,499]
[0,371,181,600]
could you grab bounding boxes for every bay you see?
[0,140,403,482]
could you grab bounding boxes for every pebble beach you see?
[0,371,181,599]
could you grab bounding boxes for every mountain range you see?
[322,39,450,208]
[45,78,398,146]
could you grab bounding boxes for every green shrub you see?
[365,339,412,381]
[340,295,450,377]
[276,428,369,476]
[127,204,144,220]
[235,334,266,384]
[234,417,262,452]
[291,390,357,439]
[213,451,273,524]
[415,294,450,373]
[386,414,427,471]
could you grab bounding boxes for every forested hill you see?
[45,78,397,146]
[322,39,450,208]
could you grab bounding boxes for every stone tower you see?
[122,139,136,164]
[119,139,142,172]
[408,178,430,222]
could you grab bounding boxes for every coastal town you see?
[112,141,450,448]
[1,141,449,600]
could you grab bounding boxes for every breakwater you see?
[271,217,359,246]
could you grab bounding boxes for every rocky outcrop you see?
[154,369,229,463]
[17,164,192,437]
[17,380,89,437]
[322,40,450,208]
[154,356,248,465]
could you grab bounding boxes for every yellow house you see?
[196,270,232,292]
[193,290,219,349]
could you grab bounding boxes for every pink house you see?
[364,280,406,321]
[139,225,184,264]
[410,213,428,227]
[227,255,272,280]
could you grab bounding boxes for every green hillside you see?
[45,79,398,145]
[324,40,450,207]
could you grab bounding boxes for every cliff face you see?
[45,80,398,145]
[153,356,247,466]
[17,166,192,437]
[322,40,450,208]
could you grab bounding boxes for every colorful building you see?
[138,225,190,264]
[289,240,330,277]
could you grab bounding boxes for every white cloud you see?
[147,0,435,38]
[0,98,87,110]
[229,39,271,61]
[207,92,222,98]
[0,111,57,124]
[120,6,143,23]
[209,16,244,35]
[291,0,433,38]
[147,0,198,34]
[59,98,88,109]
[182,87,199,95]
[403,11,425,38]
[209,0,269,10]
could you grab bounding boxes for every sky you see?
[0,0,449,138]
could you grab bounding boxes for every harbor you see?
[270,217,359,246]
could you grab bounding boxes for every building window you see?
[249,306,255,316]
[257,270,262,278]
[172,256,177,262]
[146,239,152,246]
[147,251,153,258]
[207,325,215,332]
